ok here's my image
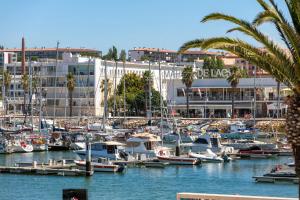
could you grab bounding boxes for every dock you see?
[0,160,90,176]
[253,176,299,184]
[0,165,88,176]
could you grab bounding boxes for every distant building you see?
[179,50,222,62]
[0,47,101,61]
[128,48,178,62]
[0,52,17,66]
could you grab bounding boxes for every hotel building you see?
[3,53,184,117]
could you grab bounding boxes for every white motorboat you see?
[188,149,224,163]
[180,134,234,154]
[125,132,169,158]
[75,141,126,160]
[69,133,86,150]
[224,139,277,150]
[70,142,86,150]
[157,155,200,165]
[74,160,125,172]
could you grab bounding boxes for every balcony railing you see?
[190,96,283,102]
[176,193,297,200]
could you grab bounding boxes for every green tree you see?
[227,66,244,118]
[181,66,196,117]
[103,46,118,61]
[179,0,300,190]
[67,72,76,117]
[142,71,153,112]
[115,72,161,116]
[119,49,127,62]
[202,56,224,78]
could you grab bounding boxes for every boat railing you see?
[176,193,297,200]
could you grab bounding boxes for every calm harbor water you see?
[0,152,297,200]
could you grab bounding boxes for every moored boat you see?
[74,160,125,172]
[157,155,200,165]
[144,160,168,168]
[188,150,224,163]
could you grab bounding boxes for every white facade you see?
[167,78,288,118]
[4,53,186,117]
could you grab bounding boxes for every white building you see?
[167,78,288,118]
[4,53,185,117]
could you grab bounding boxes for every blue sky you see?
[0,0,288,53]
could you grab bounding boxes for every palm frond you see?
[284,0,300,34]
[178,39,204,54]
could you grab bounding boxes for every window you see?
[195,138,209,144]
[177,89,184,97]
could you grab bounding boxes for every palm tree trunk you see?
[186,87,190,118]
[23,92,27,123]
[232,87,235,119]
[69,92,73,117]
[5,88,8,115]
[286,94,300,198]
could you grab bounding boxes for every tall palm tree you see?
[3,70,11,114]
[100,79,112,100]
[142,70,153,113]
[179,0,300,195]
[67,72,75,117]
[21,73,29,122]
[181,66,195,118]
[227,66,244,118]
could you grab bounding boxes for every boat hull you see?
[75,161,124,172]
[157,156,200,165]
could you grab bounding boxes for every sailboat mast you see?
[13,64,16,128]
[123,61,126,122]
[158,49,163,144]
[102,60,108,132]
[113,61,118,121]
[148,59,152,125]
[38,68,42,132]
[29,58,33,130]
[53,41,59,128]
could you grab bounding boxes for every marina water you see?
[0,152,297,200]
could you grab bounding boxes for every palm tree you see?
[3,70,11,114]
[142,70,153,113]
[100,78,113,100]
[67,72,75,117]
[179,0,300,195]
[181,66,195,118]
[227,66,244,118]
[21,73,29,122]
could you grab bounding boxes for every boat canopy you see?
[127,133,161,142]
[103,141,126,146]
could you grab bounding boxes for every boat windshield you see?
[194,138,209,144]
